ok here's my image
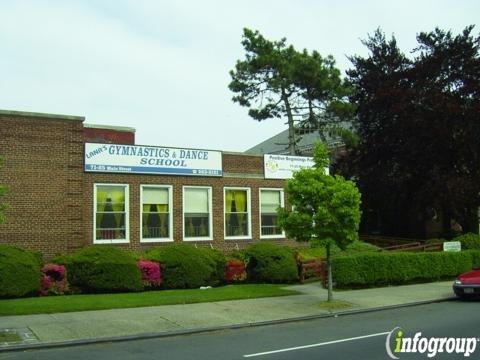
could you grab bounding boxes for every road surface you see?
[1,300,478,360]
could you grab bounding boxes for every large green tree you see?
[229,28,352,155]
[278,143,361,301]
[0,157,8,224]
[346,26,480,237]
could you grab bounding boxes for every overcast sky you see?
[1,1,478,152]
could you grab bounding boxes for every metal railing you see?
[143,226,169,238]
[261,226,283,236]
[185,224,210,237]
[226,224,248,237]
[96,228,126,240]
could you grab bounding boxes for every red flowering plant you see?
[39,263,69,296]
[137,260,162,288]
[225,258,247,282]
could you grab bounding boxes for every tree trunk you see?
[461,206,478,234]
[326,242,333,302]
[282,88,297,155]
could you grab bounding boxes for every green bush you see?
[56,246,142,293]
[470,250,480,268]
[454,233,480,250]
[199,247,227,286]
[0,245,41,298]
[342,241,380,254]
[244,243,298,283]
[297,241,379,261]
[332,251,480,288]
[146,244,220,289]
[226,249,246,261]
[297,246,326,261]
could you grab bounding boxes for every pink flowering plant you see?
[39,263,69,296]
[225,259,247,282]
[137,260,162,288]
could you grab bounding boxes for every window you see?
[183,186,212,240]
[94,184,129,244]
[224,187,251,239]
[141,185,173,242]
[260,189,285,238]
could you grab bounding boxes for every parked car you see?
[453,269,480,299]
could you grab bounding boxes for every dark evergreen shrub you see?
[454,233,480,250]
[244,243,298,283]
[199,247,227,286]
[146,244,219,289]
[56,246,142,293]
[0,245,41,298]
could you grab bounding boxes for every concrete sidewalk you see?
[0,281,455,350]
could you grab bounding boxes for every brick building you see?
[0,110,309,259]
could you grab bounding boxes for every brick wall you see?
[223,152,264,174]
[84,126,135,145]
[0,111,85,259]
[0,111,301,259]
[83,157,298,253]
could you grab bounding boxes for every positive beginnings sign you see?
[85,143,223,177]
[264,154,317,179]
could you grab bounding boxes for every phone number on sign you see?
[193,169,221,176]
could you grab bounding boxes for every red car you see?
[453,269,480,298]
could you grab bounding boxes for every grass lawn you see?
[0,331,22,343]
[317,300,354,312]
[0,284,300,317]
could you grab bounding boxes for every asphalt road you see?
[1,300,479,360]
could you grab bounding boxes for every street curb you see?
[0,296,457,353]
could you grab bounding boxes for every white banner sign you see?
[85,143,223,177]
[443,241,461,252]
[264,154,322,179]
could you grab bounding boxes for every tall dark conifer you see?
[346,26,480,236]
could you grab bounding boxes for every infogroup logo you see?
[385,327,479,359]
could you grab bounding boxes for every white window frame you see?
[93,183,129,244]
[224,187,252,240]
[182,186,213,241]
[259,188,285,239]
[140,185,173,243]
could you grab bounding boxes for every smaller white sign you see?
[264,154,325,179]
[443,241,461,252]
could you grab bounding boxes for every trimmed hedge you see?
[56,246,143,293]
[332,250,480,288]
[244,243,298,283]
[0,245,41,298]
[146,244,222,289]
[297,241,380,261]
[471,250,480,268]
[199,248,227,286]
[454,233,480,250]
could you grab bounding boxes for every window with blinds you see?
[141,186,172,242]
[183,186,212,240]
[260,189,284,238]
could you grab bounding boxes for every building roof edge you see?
[0,109,85,122]
[84,123,136,133]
